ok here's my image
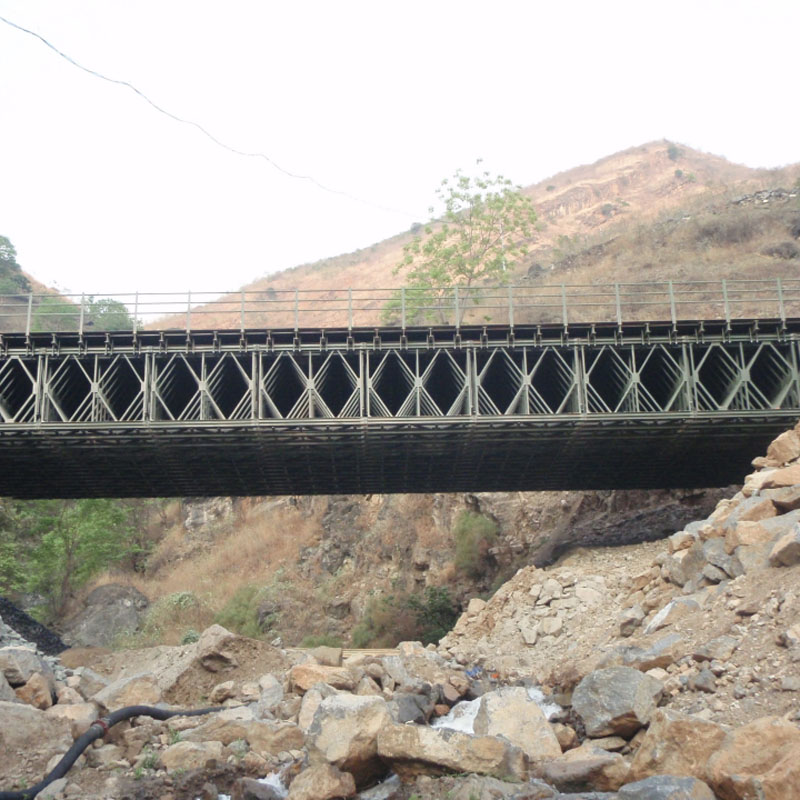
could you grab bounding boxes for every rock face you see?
[572,666,662,737]
[286,764,356,800]
[60,584,149,648]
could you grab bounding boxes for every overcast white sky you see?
[1,0,799,296]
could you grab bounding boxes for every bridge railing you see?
[1,278,798,334]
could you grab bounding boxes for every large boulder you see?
[627,709,728,783]
[0,701,72,778]
[289,663,357,693]
[158,740,225,771]
[472,686,562,762]
[706,716,800,800]
[572,666,662,737]
[60,584,149,647]
[535,742,630,792]
[92,673,162,712]
[376,722,527,782]
[306,694,390,785]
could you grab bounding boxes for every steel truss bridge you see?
[1,280,799,498]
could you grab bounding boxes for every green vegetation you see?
[453,511,498,578]
[0,235,31,295]
[214,583,279,639]
[1,499,141,621]
[32,295,135,332]
[351,585,458,648]
[667,143,682,161]
[116,591,205,649]
[385,163,537,325]
[300,633,344,648]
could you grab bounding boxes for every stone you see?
[0,646,54,688]
[289,664,357,693]
[536,742,630,792]
[36,778,68,799]
[780,623,800,648]
[45,702,99,738]
[760,463,800,489]
[258,673,285,715]
[618,775,716,800]
[309,646,343,667]
[619,605,645,637]
[85,743,124,768]
[387,693,431,724]
[73,667,108,700]
[377,723,527,782]
[185,713,304,759]
[725,520,776,552]
[763,485,800,512]
[551,722,578,751]
[92,673,162,712]
[688,669,716,694]
[298,683,339,731]
[588,735,627,751]
[627,709,728,784]
[472,686,562,761]
[663,544,706,587]
[692,635,738,663]
[15,672,53,709]
[159,740,225,770]
[196,624,240,672]
[209,679,236,703]
[668,530,697,554]
[766,429,800,465]
[707,716,800,800]
[701,564,727,583]
[232,776,285,800]
[702,538,743,578]
[60,583,149,647]
[539,616,563,636]
[286,764,356,800]
[467,598,487,615]
[769,526,800,566]
[306,694,391,785]
[0,672,17,702]
[644,598,700,635]
[572,666,663,737]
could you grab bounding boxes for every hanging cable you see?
[0,14,421,220]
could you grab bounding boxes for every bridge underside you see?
[0,414,795,498]
[1,319,799,497]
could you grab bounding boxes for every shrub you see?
[350,586,457,648]
[214,585,272,639]
[762,241,800,260]
[674,169,683,178]
[667,144,682,161]
[453,511,498,577]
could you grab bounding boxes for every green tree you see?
[386,164,537,325]
[0,235,31,295]
[0,502,25,595]
[32,296,135,332]
[18,499,137,620]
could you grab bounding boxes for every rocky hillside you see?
[2,422,800,799]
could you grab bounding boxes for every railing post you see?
[508,285,514,329]
[348,288,353,331]
[454,286,460,329]
[294,289,299,331]
[25,292,33,337]
[401,288,406,330]
[668,280,677,326]
[79,293,85,335]
[777,277,786,324]
[186,290,192,332]
[561,284,568,326]
[614,283,622,327]
[240,290,246,331]
[721,279,730,325]
[133,292,139,335]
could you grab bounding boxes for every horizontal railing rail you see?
[1,278,799,334]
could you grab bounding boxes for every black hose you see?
[0,704,224,800]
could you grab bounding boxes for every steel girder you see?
[0,323,799,497]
